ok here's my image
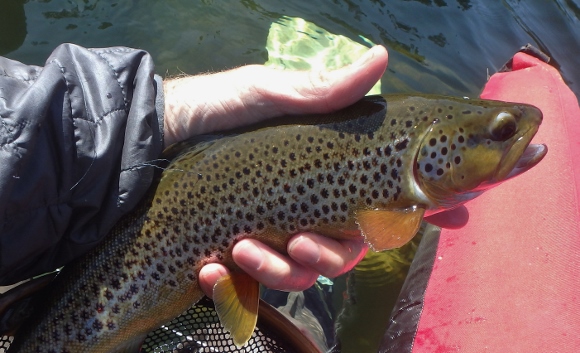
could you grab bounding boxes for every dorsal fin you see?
[162,134,224,161]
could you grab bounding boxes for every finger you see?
[287,233,369,278]
[232,238,319,292]
[198,263,230,298]
[425,205,469,229]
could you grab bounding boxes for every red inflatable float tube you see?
[382,49,580,352]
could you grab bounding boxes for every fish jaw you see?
[504,143,547,180]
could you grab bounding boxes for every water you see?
[2,0,580,97]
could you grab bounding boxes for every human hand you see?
[162,46,389,147]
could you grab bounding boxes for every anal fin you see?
[356,207,425,251]
[213,272,259,347]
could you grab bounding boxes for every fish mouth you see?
[504,143,547,180]
[494,119,546,181]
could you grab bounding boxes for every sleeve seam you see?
[89,50,131,112]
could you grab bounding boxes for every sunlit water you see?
[2,0,580,97]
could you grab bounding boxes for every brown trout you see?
[8,94,546,352]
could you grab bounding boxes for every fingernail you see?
[288,235,321,265]
[235,240,265,271]
[354,46,377,67]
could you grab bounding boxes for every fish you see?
[7,94,546,352]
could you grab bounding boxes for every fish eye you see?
[489,112,517,141]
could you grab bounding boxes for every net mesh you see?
[0,297,294,353]
[141,297,293,353]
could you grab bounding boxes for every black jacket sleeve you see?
[0,44,165,285]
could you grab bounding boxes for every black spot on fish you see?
[384,145,392,156]
[437,168,444,176]
[406,120,413,127]
[279,196,287,205]
[396,139,409,151]
[391,119,397,126]
[440,136,448,143]
[291,204,298,213]
[455,156,462,164]
[297,185,306,195]
[425,163,433,173]
[310,194,320,204]
[380,164,388,174]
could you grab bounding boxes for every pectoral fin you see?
[356,207,425,251]
[213,272,260,347]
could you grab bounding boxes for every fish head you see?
[413,98,547,212]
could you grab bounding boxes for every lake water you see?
[2,0,580,98]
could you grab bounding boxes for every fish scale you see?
[7,94,545,352]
